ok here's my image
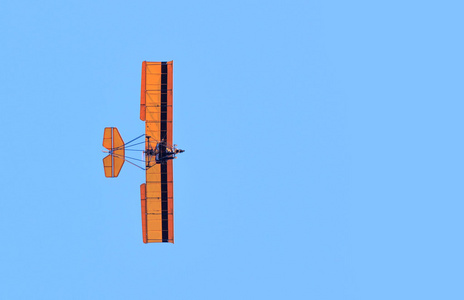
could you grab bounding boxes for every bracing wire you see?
[112,134,145,151]
[124,141,146,148]
[111,153,146,170]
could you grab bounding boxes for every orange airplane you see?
[102,61,184,243]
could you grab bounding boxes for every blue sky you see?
[1,0,463,299]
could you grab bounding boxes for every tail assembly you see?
[102,127,125,177]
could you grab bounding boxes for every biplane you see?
[102,61,183,243]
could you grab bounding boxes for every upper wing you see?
[140,61,174,243]
[140,61,173,145]
[140,160,173,243]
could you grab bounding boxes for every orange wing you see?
[140,61,174,243]
[102,127,125,178]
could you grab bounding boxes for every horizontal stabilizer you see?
[102,127,125,178]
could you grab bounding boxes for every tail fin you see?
[102,127,125,177]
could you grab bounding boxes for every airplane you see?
[102,61,183,243]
